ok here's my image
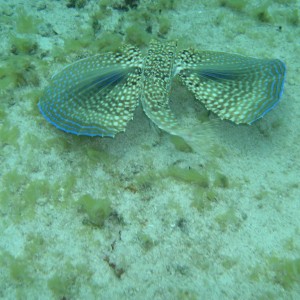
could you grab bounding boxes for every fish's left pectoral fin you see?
[176,50,286,124]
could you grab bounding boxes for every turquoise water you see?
[0,0,299,299]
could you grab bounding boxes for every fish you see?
[38,40,286,141]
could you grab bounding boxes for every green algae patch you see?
[176,290,198,300]
[254,190,269,201]
[48,275,71,298]
[125,25,151,47]
[66,0,88,9]
[93,32,123,53]
[23,180,52,203]
[288,9,300,26]
[16,8,42,34]
[158,16,171,36]
[0,107,6,120]
[134,170,160,190]
[213,172,229,188]
[10,257,32,283]
[269,257,300,289]
[63,36,92,54]
[0,122,20,147]
[1,170,57,222]
[283,238,298,252]
[221,256,237,270]
[26,89,44,115]
[18,180,52,220]
[123,169,161,201]
[249,3,274,23]
[2,170,27,193]
[10,35,38,55]
[0,56,39,90]
[86,147,111,164]
[192,188,218,213]
[215,208,241,232]
[219,0,248,11]
[0,251,33,285]
[156,0,180,10]
[24,134,43,149]
[165,166,209,188]
[59,27,122,57]
[170,136,193,153]
[24,234,46,258]
[48,263,93,298]
[138,232,157,252]
[0,191,11,214]
[44,136,72,153]
[78,194,112,227]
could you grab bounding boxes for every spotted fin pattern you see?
[38,46,143,137]
[140,40,181,135]
[38,41,286,140]
[176,50,286,124]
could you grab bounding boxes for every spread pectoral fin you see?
[177,50,286,124]
[38,47,143,137]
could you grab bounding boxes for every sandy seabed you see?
[0,0,299,299]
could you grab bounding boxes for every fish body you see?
[38,40,286,139]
